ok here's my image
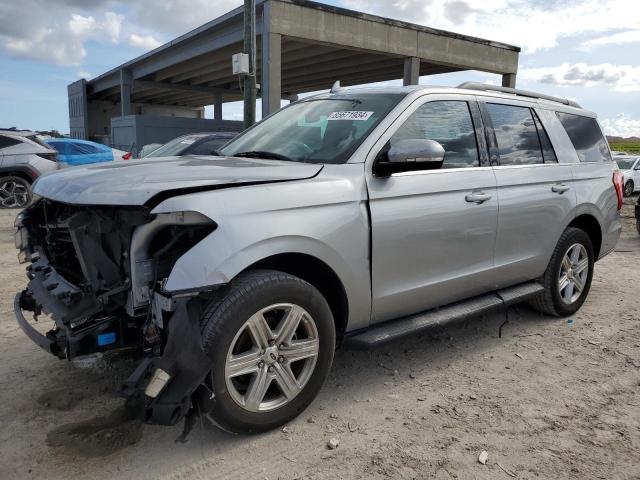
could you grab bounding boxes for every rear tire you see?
[624,180,634,197]
[0,176,31,209]
[530,227,594,317]
[200,269,335,433]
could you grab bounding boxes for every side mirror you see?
[376,139,445,176]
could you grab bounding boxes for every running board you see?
[345,282,544,349]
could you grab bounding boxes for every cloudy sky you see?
[1,0,639,137]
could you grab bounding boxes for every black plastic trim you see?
[14,291,57,354]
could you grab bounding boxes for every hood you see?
[33,156,323,206]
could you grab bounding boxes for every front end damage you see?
[15,199,218,428]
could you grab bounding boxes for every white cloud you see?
[0,0,242,65]
[600,114,640,138]
[1,9,123,65]
[68,12,121,43]
[77,71,91,79]
[342,0,640,53]
[128,33,162,51]
[520,63,640,92]
[127,0,242,37]
[581,30,640,49]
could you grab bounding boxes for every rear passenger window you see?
[485,104,545,165]
[389,101,479,168]
[0,135,22,149]
[556,112,611,162]
[532,111,557,163]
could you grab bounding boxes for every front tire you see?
[530,227,594,317]
[201,270,335,433]
[624,180,634,197]
[0,176,31,208]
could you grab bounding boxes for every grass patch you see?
[610,142,640,154]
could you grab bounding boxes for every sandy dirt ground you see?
[1,200,639,480]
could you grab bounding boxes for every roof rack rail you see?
[457,82,581,108]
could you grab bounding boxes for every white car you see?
[614,155,640,197]
[0,132,59,208]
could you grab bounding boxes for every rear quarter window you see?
[556,112,611,163]
[0,135,22,149]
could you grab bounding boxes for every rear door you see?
[367,94,499,323]
[480,99,577,288]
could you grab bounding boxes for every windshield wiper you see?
[234,151,296,162]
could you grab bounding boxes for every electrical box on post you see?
[232,53,250,75]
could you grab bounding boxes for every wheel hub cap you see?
[263,345,279,365]
[558,243,589,305]
[224,303,320,413]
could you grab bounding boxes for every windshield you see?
[144,134,204,158]
[219,93,405,164]
[616,158,637,170]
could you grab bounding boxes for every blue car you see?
[45,138,131,166]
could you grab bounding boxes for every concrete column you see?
[502,73,516,88]
[262,32,282,118]
[403,57,420,86]
[214,93,223,119]
[120,69,133,116]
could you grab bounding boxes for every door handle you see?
[465,192,492,204]
[552,184,571,194]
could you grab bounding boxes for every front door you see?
[367,96,499,323]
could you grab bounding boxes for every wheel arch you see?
[243,253,349,340]
[568,214,602,259]
[0,167,36,183]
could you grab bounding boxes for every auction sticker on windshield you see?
[327,111,373,121]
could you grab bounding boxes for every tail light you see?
[37,152,58,162]
[613,171,624,210]
[122,152,132,160]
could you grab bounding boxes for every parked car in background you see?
[613,155,640,196]
[0,132,58,208]
[45,138,131,166]
[142,132,237,158]
[139,143,162,158]
[15,83,621,435]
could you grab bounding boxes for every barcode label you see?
[327,111,373,121]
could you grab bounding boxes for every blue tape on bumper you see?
[98,332,116,346]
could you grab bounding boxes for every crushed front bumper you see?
[14,291,59,356]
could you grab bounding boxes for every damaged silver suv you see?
[14,83,621,434]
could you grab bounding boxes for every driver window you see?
[389,101,480,168]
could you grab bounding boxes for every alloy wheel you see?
[558,243,589,304]
[0,180,29,208]
[224,303,320,412]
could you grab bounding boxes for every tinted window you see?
[486,104,544,165]
[389,101,479,168]
[146,135,205,158]
[188,138,231,155]
[556,112,611,162]
[0,135,22,149]
[616,158,638,170]
[532,110,557,163]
